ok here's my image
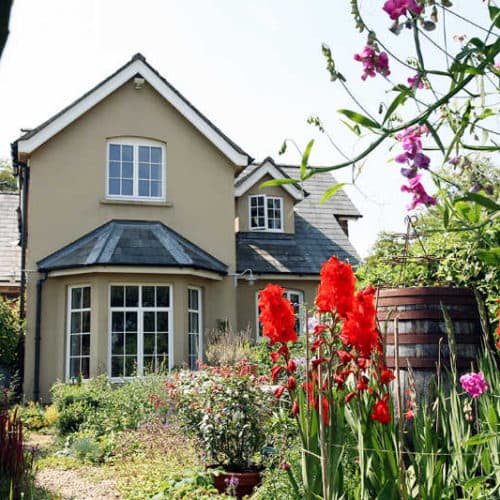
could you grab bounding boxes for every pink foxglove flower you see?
[460,372,489,398]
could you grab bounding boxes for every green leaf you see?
[424,120,445,154]
[454,201,476,224]
[443,204,449,228]
[340,120,361,136]
[489,5,500,28]
[463,144,500,152]
[462,476,487,490]
[300,139,314,180]
[461,192,500,212]
[337,109,381,129]
[320,183,347,205]
[463,433,497,447]
[476,248,500,266]
[260,178,300,188]
[383,89,409,124]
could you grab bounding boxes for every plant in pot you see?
[168,365,272,497]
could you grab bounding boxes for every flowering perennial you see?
[383,0,423,21]
[460,372,489,399]
[400,174,437,210]
[354,45,390,80]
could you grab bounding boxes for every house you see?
[0,192,21,299]
[12,54,360,401]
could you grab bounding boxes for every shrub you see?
[0,298,19,369]
[205,326,254,366]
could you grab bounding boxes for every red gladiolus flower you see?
[287,359,297,373]
[341,286,380,356]
[287,376,297,390]
[337,349,352,365]
[380,368,395,385]
[271,365,284,382]
[370,395,391,424]
[274,385,286,399]
[270,351,281,364]
[311,357,326,369]
[311,338,324,351]
[258,284,298,345]
[314,324,329,336]
[321,397,329,425]
[345,391,357,404]
[316,256,356,317]
[357,376,369,391]
[292,400,299,416]
[404,409,414,420]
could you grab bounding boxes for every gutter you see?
[11,141,29,394]
[34,271,47,402]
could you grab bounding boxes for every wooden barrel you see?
[376,287,482,399]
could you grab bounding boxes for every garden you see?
[1,0,500,498]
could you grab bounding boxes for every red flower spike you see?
[270,351,280,364]
[287,359,297,373]
[311,357,326,369]
[314,324,329,336]
[345,391,357,404]
[315,256,356,317]
[370,394,391,424]
[274,385,286,399]
[357,376,369,391]
[287,376,297,390]
[271,365,284,382]
[380,368,395,385]
[292,400,299,416]
[404,409,414,420]
[321,397,329,425]
[311,338,324,351]
[336,349,352,365]
[258,284,298,345]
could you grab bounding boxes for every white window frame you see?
[108,284,173,380]
[187,287,203,370]
[248,194,283,232]
[106,138,166,201]
[66,285,91,381]
[255,288,304,340]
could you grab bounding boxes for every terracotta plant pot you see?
[212,469,263,498]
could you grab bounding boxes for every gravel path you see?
[35,466,122,500]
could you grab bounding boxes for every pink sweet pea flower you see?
[354,46,390,80]
[460,372,489,398]
[400,174,437,210]
[383,0,423,21]
[408,72,424,89]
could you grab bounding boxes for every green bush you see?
[0,298,19,369]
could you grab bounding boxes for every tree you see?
[0,159,17,192]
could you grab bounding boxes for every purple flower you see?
[400,167,417,178]
[413,152,430,169]
[408,72,424,89]
[460,372,489,398]
[354,46,390,80]
[400,174,437,210]
[383,0,423,21]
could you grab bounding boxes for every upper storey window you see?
[107,139,166,200]
[249,195,283,231]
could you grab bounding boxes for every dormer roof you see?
[16,53,252,167]
[234,156,305,201]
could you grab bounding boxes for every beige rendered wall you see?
[25,272,233,401]
[236,278,319,340]
[236,174,295,233]
[24,78,238,399]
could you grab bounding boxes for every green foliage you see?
[0,159,17,192]
[0,298,19,369]
[15,401,59,431]
[152,469,222,499]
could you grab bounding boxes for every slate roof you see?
[236,164,361,274]
[38,220,228,275]
[0,192,21,285]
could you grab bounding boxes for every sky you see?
[0,0,494,257]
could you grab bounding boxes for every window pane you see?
[109,179,120,195]
[125,311,137,332]
[139,180,149,197]
[151,165,161,180]
[81,334,90,356]
[143,311,155,332]
[122,145,133,162]
[122,162,133,179]
[71,312,81,334]
[109,161,120,178]
[139,163,150,180]
[70,358,80,379]
[111,357,123,377]
[109,144,121,161]
[111,332,124,354]
[111,286,124,307]
[144,333,155,355]
[125,333,137,354]
[151,147,162,163]
[157,311,168,332]
[121,179,133,196]
[71,288,82,309]
[82,287,90,308]
[139,146,150,162]
[82,311,91,333]
[125,357,136,376]
[188,289,199,309]
[112,311,124,332]
[70,335,80,356]
[81,358,90,379]
[126,287,139,307]
[157,333,168,354]
[157,287,169,307]
[151,181,161,197]
[142,286,154,307]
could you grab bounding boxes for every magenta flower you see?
[383,0,423,21]
[460,372,489,398]
[413,152,430,169]
[408,73,424,89]
[400,174,437,210]
[354,46,390,80]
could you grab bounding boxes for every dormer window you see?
[249,195,283,231]
[106,138,166,200]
